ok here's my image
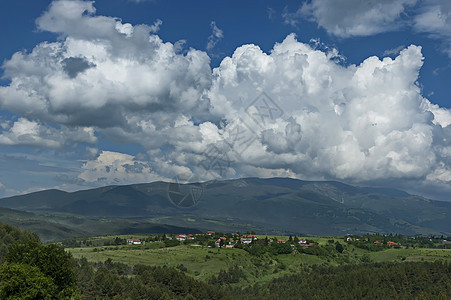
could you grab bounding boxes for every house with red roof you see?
[127,238,141,245]
[387,241,400,246]
[240,238,252,244]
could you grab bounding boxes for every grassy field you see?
[368,247,451,263]
[69,243,328,284]
[67,236,451,285]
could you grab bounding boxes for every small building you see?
[127,238,141,245]
[301,243,314,249]
[176,234,186,241]
[387,241,400,246]
[240,238,252,244]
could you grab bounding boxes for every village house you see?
[300,243,315,249]
[240,238,252,244]
[214,237,228,248]
[127,238,142,245]
[176,234,187,241]
[387,241,400,246]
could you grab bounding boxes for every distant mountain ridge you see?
[0,178,449,237]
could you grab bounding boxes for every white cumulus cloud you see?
[78,151,166,184]
[0,0,450,200]
[413,0,451,57]
[287,0,417,37]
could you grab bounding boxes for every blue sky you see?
[0,0,450,200]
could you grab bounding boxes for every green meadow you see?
[67,235,451,285]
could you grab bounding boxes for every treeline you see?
[346,233,451,250]
[240,261,451,299]
[76,259,225,299]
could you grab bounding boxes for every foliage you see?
[164,239,180,247]
[79,263,226,299]
[6,242,77,298]
[240,261,451,299]
[208,265,247,285]
[0,263,57,300]
[0,222,39,263]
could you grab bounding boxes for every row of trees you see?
[239,261,451,299]
[346,233,451,249]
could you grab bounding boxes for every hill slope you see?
[0,178,449,236]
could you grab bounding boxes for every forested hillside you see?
[241,262,451,299]
[1,178,450,237]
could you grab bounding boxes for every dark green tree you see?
[0,263,57,299]
[335,242,344,253]
[6,241,77,298]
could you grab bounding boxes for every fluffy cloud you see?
[0,118,96,148]
[287,0,451,57]
[78,151,166,184]
[207,36,443,184]
[0,0,212,129]
[1,0,451,200]
[413,0,451,57]
[286,0,417,37]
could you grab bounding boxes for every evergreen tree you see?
[335,242,344,253]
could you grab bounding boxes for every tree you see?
[6,241,77,298]
[0,222,39,263]
[163,239,180,247]
[335,242,344,253]
[0,263,57,299]
[271,242,292,254]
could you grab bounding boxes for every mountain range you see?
[0,177,449,241]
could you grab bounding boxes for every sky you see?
[0,0,450,201]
